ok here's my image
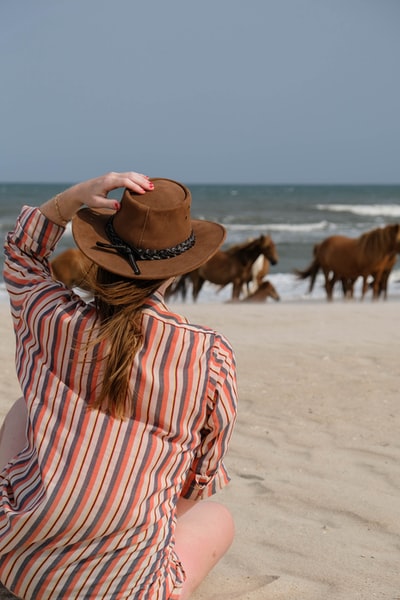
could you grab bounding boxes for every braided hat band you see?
[96,217,196,276]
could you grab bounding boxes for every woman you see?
[0,172,237,599]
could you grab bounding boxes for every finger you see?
[120,172,154,194]
[104,171,153,195]
[92,195,121,211]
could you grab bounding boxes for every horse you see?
[340,238,400,300]
[295,224,400,301]
[50,248,94,291]
[240,280,280,303]
[188,234,279,301]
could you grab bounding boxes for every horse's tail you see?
[294,245,321,293]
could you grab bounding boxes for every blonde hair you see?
[84,265,167,419]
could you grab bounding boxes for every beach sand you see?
[1,300,399,599]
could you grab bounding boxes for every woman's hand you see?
[40,171,154,226]
[64,171,154,211]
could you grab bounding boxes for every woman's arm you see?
[4,171,154,323]
[40,171,154,226]
[180,334,238,501]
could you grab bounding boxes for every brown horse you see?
[50,248,94,291]
[189,234,279,301]
[295,224,400,301]
[240,280,280,303]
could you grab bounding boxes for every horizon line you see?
[1,180,400,187]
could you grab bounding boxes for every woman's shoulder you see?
[144,295,234,351]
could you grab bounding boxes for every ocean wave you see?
[316,204,400,218]
[225,221,329,233]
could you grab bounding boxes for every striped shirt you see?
[0,207,237,600]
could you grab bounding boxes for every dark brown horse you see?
[295,224,400,301]
[189,234,278,301]
[166,235,279,302]
[50,248,94,291]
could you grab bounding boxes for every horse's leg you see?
[346,279,353,299]
[380,269,390,299]
[188,271,199,301]
[322,269,331,301]
[231,280,242,301]
[324,271,336,301]
[192,275,205,302]
[371,271,384,301]
[181,276,188,301]
[174,274,188,301]
[340,278,348,298]
[342,278,356,300]
[326,279,334,301]
[379,254,396,299]
[360,275,371,301]
[349,278,357,299]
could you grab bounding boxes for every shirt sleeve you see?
[181,333,238,500]
[3,205,66,323]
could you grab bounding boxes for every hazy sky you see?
[1,0,400,184]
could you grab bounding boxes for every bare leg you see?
[175,498,234,599]
[0,397,28,470]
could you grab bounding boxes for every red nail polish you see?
[114,201,120,210]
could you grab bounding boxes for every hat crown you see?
[113,179,192,251]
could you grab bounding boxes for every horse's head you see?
[260,235,279,266]
[381,223,400,253]
[259,280,280,301]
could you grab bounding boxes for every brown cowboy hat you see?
[72,178,226,279]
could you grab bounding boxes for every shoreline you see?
[2,272,400,307]
[1,302,399,599]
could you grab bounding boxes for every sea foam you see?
[317,204,400,218]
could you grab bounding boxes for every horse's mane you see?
[357,224,399,261]
[225,235,270,256]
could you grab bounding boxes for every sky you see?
[1,0,400,184]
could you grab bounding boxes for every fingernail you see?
[149,182,154,189]
[114,201,120,210]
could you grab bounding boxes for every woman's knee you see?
[174,500,235,598]
[177,499,234,548]
[207,501,235,548]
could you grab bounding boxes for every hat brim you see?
[72,207,226,280]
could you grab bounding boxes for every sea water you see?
[1,182,400,303]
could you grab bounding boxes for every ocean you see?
[1,182,400,303]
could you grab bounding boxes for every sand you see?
[1,300,399,600]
